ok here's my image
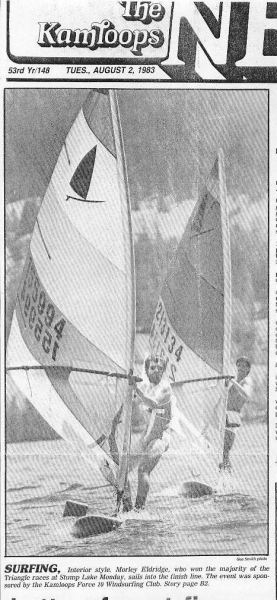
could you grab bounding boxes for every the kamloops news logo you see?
[37,2,166,57]
[7,0,277,79]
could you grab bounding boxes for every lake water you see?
[5,423,267,556]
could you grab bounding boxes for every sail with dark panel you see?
[7,91,135,492]
[150,150,231,490]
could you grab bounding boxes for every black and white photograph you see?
[5,88,268,557]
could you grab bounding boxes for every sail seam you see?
[36,218,51,260]
[82,105,116,159]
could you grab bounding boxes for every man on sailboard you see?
[105,353,173,512]
[220,356,252,473]
[133,353,173,510]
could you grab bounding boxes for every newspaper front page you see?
[1,1,275,599]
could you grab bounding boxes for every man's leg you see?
[122,479,133,512]
[135,437,168,510]
[220,428,235,472]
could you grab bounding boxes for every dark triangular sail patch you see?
[70,146,97,200]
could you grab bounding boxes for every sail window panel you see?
[83,91,116,157]
[49,110,126,273]
[69,146,97,200]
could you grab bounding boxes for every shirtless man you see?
[133,353,173,510]
[106,353,173,512]
[220,356,252,473]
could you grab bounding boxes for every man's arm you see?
[134,383,171,410]
[134,384,158,409]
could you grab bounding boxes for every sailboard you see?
[149,149,232,495]
[6,90,136,534]
[73,513,122,538]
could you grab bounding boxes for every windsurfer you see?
[133,353,173,510]
[220,356,252,473]
[106,354,173,512]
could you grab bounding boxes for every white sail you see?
[150,150,232,489]
[7,91,135,486]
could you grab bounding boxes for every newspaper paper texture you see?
[0,1,275,600]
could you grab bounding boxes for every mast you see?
[109,90,136,509]
[218,148,232,460]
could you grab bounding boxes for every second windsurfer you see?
[220,356,252,473]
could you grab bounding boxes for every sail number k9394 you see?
[18,255,66,362]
